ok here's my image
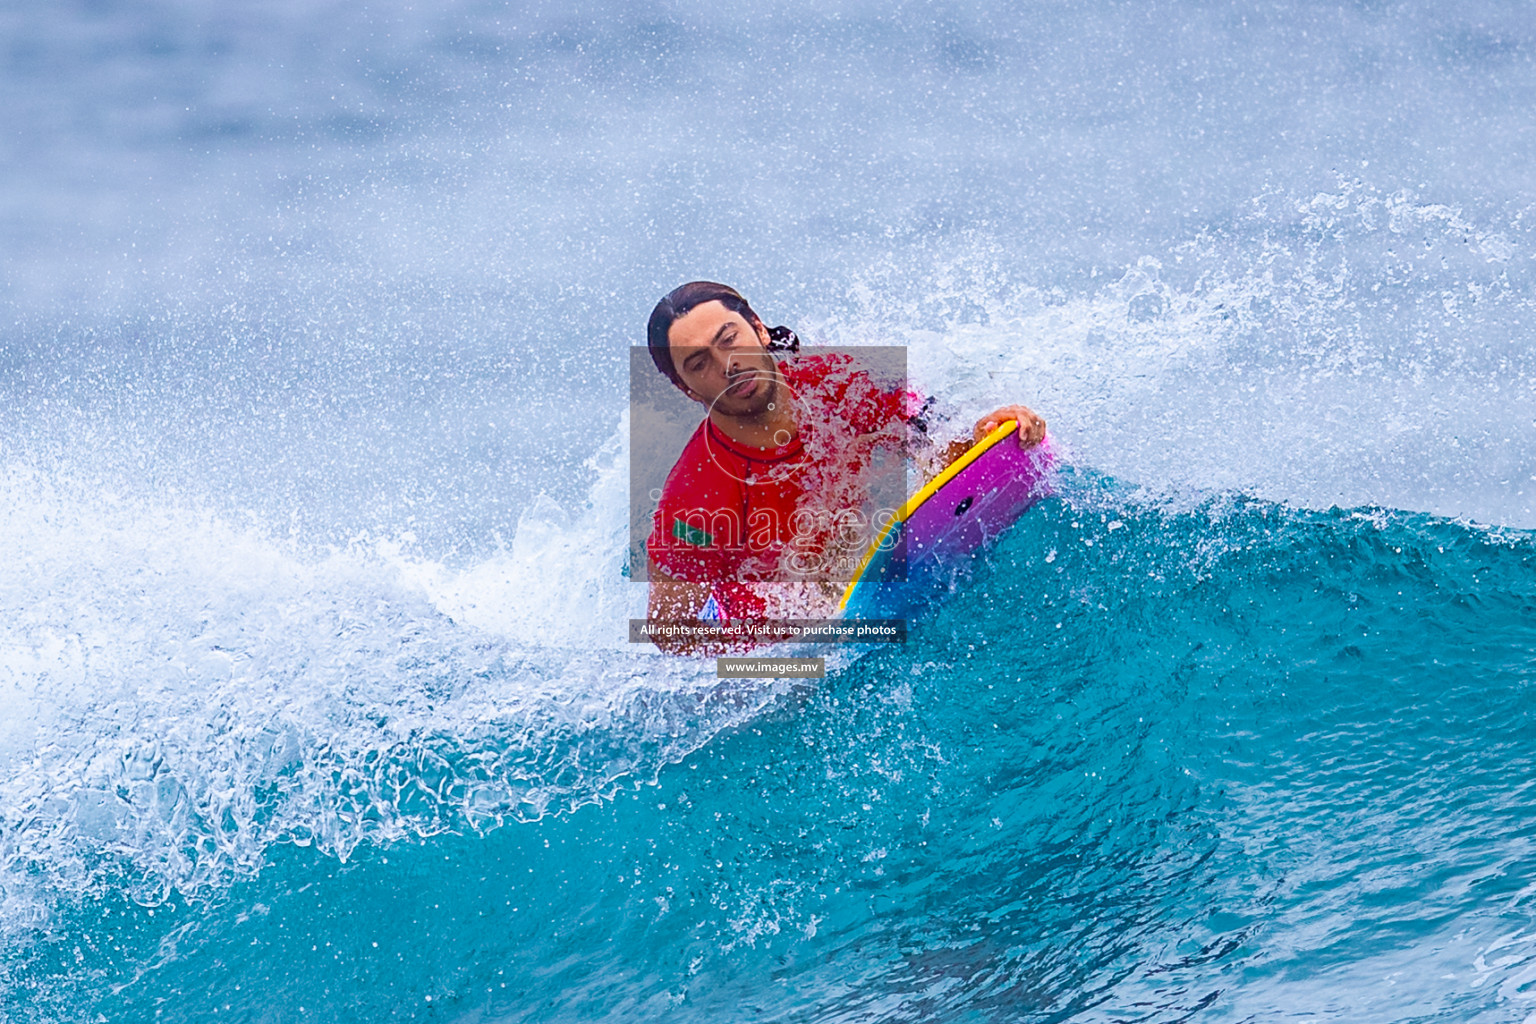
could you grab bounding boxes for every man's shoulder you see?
[783,350,903,397]
[782,351,853,387]
[784,350,914,431]
[658,421,740,506]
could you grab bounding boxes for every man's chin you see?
[714,400,766,422]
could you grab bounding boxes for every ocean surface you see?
[2,1,1534,1020]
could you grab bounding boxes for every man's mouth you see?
[726,373,759,398]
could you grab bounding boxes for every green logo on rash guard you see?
[672,518,713,547]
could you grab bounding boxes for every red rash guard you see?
[647,352,917,620]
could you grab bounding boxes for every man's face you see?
[667,300,779,419]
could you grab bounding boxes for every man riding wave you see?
[643,281,1045,651]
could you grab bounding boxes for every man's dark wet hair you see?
[647,281,798,389]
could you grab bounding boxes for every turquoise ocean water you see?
[2,1,1535,1020]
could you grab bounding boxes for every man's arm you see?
[646,557,713,655]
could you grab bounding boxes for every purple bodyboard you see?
[838,424,1055,619]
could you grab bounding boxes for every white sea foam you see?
[0,438,780,938]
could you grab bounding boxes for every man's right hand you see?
[646,558,717,655]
